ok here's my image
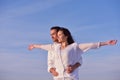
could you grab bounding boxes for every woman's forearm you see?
[100,40,117,47]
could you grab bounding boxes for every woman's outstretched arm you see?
[79,40,117,52]
[28,44,53,51]
[29,44,41,50]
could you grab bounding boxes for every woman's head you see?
[57,27,74,45]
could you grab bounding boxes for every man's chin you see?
[53,40,58,42]
[52,39,56,42]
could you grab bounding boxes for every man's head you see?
[50,26,61,42]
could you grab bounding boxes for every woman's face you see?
[57,30,67,43]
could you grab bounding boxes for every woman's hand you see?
[107,40,117,45]
[28,44,34,50]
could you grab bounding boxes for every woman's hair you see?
[59,27,74,45]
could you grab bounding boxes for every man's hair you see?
[50,26,61,32]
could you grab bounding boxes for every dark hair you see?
[59,27,74,45]
[50,26,61,32]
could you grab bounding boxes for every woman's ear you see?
[65,36,68,39]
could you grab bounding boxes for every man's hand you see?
[66,63,81,74]
[50,68,59,76]
[66,65,74,73]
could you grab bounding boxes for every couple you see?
[29,26,117,80]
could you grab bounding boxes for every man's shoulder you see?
[52,42,60,46]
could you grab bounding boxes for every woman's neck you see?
[61,41,68,49]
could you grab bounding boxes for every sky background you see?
[0,0,120,80]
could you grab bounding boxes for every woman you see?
[29,27,117,80]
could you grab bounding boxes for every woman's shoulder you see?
[71,42,78,46]
[69,42,79,47]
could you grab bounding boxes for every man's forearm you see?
[73,62,81,70]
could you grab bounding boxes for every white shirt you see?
[40,42,100,80]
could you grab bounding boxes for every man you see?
[48,26,60,76]
[48,26,81,79]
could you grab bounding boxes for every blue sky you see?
[0,0,120,80]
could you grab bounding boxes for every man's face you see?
[50,29,58,42]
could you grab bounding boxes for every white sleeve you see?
[72,43,83,65]
[76,46,83,65]
[40,44,53,51]
[47,51,54,72]
[78,42,100,52]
